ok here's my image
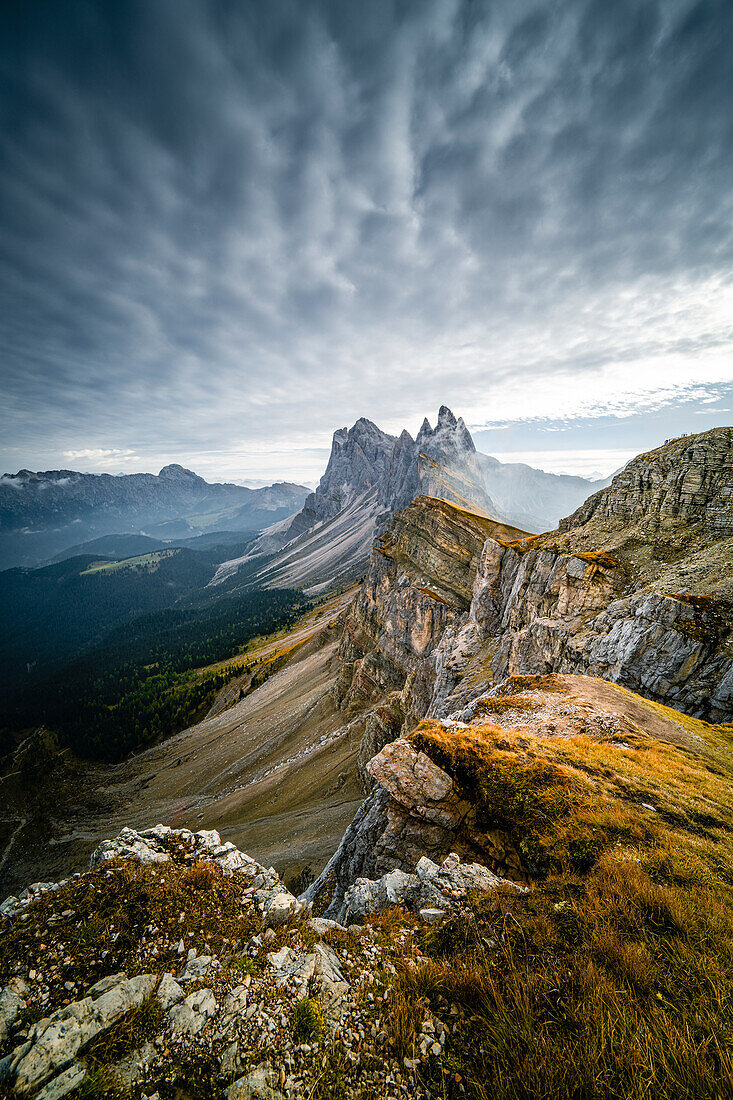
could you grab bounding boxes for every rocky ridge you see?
[333,429,733,747]
[210,406,610,595]
[0,827,511,1100]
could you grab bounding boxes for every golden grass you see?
[400,700,733,1098]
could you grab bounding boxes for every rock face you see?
[305,429,732,919]
[211,408,512,593]
[560,428,733,538]
[211,406,615,594]
[305,736,526,918]
[337,496,529,727]
[335,428,733,729]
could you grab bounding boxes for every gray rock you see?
[261,890,300,929]
[0,987,25,1042]
[112,1039,156,1087]
[420,908,447,924]
[168,988,216,1036]
[0,897,20,919]
[177,954,218,983]
[226,1062,283,1100]
[89,827,169,869]
[156,973,184,1010]
[11,973,158,1097]
[86,973,126,999]
[267,947,316,998]
[340,852,521,924]
[308,917,346,935]
[34,1061,86,1100]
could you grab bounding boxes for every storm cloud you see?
[1,0,732,481]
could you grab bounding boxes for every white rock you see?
[156,973,184,1010]
[168,988,216,1036]
[420,908,447,924]
[261,891,299,929]
[12,974,158,1097]
[308,917,345,935]
[226,1062,282,1099]
[177,955,217,983]
[86,973,126,999]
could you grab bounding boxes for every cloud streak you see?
[1,0,732,479]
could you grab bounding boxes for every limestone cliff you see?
[335,497,529,780]
[334,428,733,737]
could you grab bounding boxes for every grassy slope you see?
[396,674,733,1099]
[0,588,361,897]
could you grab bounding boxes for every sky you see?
[1,0,732,488]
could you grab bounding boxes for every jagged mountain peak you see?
[416,406,476,457]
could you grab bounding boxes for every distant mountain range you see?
[211,407,610,593]
[0,464,309,569]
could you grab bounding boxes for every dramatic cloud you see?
[1,0,732,480]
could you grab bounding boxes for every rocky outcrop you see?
[337,496,528,721]
[214,408,511,593]
[0,822,509,1098]
[339,852,522,925]
[336,428,733,727]
[560,427,733,538]
[308,670,733,916]
[0,826,302,926]
[305,735,527,918]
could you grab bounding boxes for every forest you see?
[0,586,308,762]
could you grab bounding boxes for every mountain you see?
[0,466,309,569]
[2,431,733,1100]
[211,407,613,595]
[477,453,609,532]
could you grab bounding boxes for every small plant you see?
[16,1003,46,1030]
[307,1042,352,1100]
[181,860,221,891]
[70,1065,122,1098]
[290,997,327,1043]
[227,956,258,977]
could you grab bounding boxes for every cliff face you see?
[560,427,733,538]
[335,497,529,752]
[307,671,733,918]
[334,428,733,776]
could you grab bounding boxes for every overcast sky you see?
[1,0,732,486]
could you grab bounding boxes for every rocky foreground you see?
[0,825,516,1100]
[2,668,733,1100]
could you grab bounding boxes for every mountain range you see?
[211,406,609,592]
[1,426,732,1100]
[0,465,310,570]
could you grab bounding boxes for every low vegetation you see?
[402,697,733,1098]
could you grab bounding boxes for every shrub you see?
[290,998,327,1043]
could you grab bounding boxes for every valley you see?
[0,588,359,897]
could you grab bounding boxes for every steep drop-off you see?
[334,429,733,747]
